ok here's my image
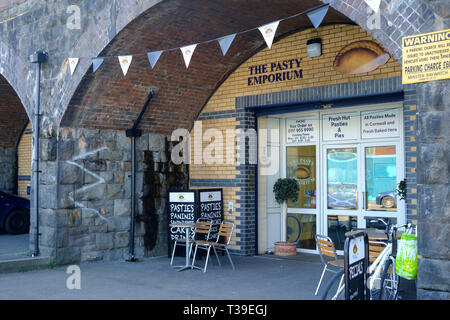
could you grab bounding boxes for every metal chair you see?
[170,218,212,266]
[192,221,235,272]
[315,234,344,295]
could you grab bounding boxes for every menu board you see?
[168,191,196,243]
[198,189,223,241]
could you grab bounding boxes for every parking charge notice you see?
[402,29,450,84]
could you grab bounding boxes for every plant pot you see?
[274,241,297,256]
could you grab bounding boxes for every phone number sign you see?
[286,118,319,143]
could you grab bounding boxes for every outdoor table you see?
[169,222,202,272]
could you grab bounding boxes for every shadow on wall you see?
[139,137,189,256]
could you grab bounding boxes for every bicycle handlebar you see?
[367,218,415,239]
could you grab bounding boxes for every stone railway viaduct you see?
[0,0,448,298]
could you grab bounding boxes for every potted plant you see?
[396,179,407,201]
[272,178,299,256]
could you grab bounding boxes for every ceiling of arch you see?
[61,0,353,133]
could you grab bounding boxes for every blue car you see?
[0,190,30,234]
[376,190,397,208]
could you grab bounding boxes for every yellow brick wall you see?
[189,24,402,252]
[17,122,32,199]
[202,24,401,114]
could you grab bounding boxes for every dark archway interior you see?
[0,74,29,150]
[0,74,30,259]
[61,0,353,134]
[0,74,29,195]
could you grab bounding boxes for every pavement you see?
[0,253,327,300]
[0,252,416,300]
[0,234,29,261]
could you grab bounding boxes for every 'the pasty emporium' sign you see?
[248,58,303,86]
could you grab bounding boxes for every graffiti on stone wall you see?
[65,146,109,221]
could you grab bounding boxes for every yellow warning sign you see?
[402,29,450,84]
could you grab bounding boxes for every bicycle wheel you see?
[321,270,345,300]
[379,258,399,300]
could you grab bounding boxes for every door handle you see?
[362,192,366,210]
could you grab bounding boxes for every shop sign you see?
[322,112,359,141]
[361,108,401,139]
[344,232,369,300]
[286,117,319,143]
[248,58,303,86]
[402,29,450,84]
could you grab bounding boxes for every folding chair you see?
[368,240,387,264]
[170,218,212,266]
[192,221,235,272]
[315,234,344,296]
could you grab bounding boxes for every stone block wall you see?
[416,79,450,299]
[30,126,188,264]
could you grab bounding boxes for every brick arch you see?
[321,0,437,61]
[0,39,33,122]
[0,74,29,149]
[59,0,437,132]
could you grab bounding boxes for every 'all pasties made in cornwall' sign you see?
[248,58,303,86]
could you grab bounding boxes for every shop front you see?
[190,23,417,257]
[257,102,405,253]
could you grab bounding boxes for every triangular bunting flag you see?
[68,58,79,75]
[306,5,329,29]
[180,44,197,69]
[118,55,132,76]
[364,0,381,13]
[92,58,104,73]
[147,51,163,69]
[218,34,236,56]
[258,21,280,49]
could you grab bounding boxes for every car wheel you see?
[381,196,396,208]
[5,210,30,234]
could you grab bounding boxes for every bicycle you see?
[321,219,416,300]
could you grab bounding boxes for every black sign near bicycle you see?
[344,231,369,300]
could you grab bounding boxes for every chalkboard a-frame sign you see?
[344,232,369,300]
[168,189,224,256]
[168,190,197,244]
[198,189,224,242]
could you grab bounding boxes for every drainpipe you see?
[29,50,48,257]
[125,90,154,262]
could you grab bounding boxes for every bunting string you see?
[67,4,331,75]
